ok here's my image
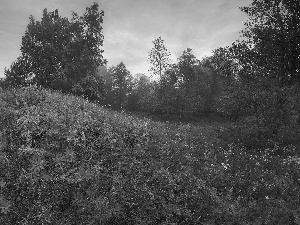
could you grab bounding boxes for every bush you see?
[71,75,104,102]
[1,87,300,224]
[0,88,216,224]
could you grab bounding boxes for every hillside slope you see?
[0,86,299,224]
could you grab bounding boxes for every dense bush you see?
[0,87,216,224]
[1,86,300,224]
[216,83,300,151]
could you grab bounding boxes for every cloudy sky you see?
[0,0,251,78]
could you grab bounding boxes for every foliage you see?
[238,0,300,86]
[105,62,133,110]
[3,55,34,87]
[99,66,114,107]
[125,73,152,111]
[149,48,221,118]
[4,3,106,101]
[148,36,172,80]
[0,87,300,224]
[71,74,104,103]
[212,0,300,149]
[177,48,198,83]
[1,0,300,223]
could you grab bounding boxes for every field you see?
[1,86,300,224]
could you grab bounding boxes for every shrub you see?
[1,87,300,224]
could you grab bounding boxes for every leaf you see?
[0,205,10,214]
[0,180,6,188]
[0,196,11,214]
[295,215,300,225]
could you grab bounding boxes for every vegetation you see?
[1,0,300,224]
[3,3,105,97]
[1,85,300,224]
[148,36,172,80]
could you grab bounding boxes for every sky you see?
[0,0,251,78]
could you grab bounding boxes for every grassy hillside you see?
[0,86,299,224]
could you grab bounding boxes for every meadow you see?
[0,85,300,224]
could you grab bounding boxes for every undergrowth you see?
[0,86,299,224]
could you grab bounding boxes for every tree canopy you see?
[4,3,105,99]
[148,36,172,81]
[234,0,300,86]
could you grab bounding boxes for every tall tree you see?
[235,0,300,86]
[5,3,106,98]
[111,62,132,109]
[225,0,300,135]
[126,73,152,111]
[177,48,198,84]
[175,48,200,116]
[201,49,251,121]
[101,66,115,106]
[148,36,172,81]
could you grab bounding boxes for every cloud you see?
[100,0,251,74]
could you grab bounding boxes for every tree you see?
[71,73,104,102]
[3,54,34,87]
[200,48,249,120]
[5,3,106,99]
[240,0,300,119]
[148,36,172,81]
[147,47,221,118]
[237,0,300,86]
[217,0,300,147]
[177,48,198,83]
[101,66,114,107]
[111,62,132,110]
[126,73,152,111]
[67,3,106,88]
[175,48,202,117]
